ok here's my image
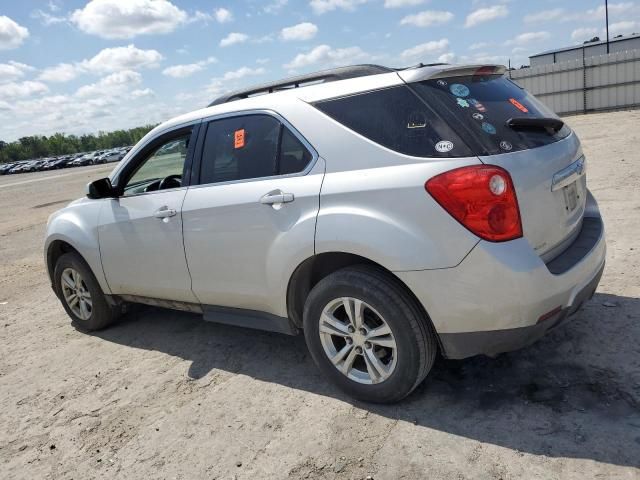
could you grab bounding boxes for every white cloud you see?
[506,31,551,46]
[0,61,34,84]
[465,5,508,28]
[584,2,636,21]
[384,0,426,8]
[609,20,640,36]
[214,8,233,23]
[0,81,48,99]
[206,67,266,97]
[38,63,79,83]
[284,44,369,70]
[264,0,289,13]
[222,66,266,81]
[220,32,249,47]
[31,9,67,26]
[162,57,217,78]
[76,70,142,98]
[281,22,319,41]
[400,11,454,27]
[469,41,491,51]
[310,0,369,15]
[438,52,456,63]
[571,27,600,42]
[70,0,187,39]
[400,38,449,59]
[0,16,30,50]
[80,44,163,73]
[131,88,154,98]
[524,8,565,23]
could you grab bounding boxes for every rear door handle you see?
[260,192,295,205]
[153,206,177,218]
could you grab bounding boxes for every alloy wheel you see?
[318,297,397,384]
[61,267,93,321]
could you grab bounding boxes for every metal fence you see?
[510,49,640,116]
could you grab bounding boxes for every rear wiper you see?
[506,117,564,133]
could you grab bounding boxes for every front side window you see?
[123,134,190,196]
[199,114,313,184]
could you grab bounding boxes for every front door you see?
[99,128,199,303]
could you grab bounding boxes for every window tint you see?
[314,86,473,158]
[411,75,571,155]
[199,114,313,184]
[123,134,190,196]
[279,127,312,175]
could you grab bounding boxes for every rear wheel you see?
[54,252,119,331]
[303,266,437,403]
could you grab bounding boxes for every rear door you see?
[182,112,324,314]
[408,71,585,260]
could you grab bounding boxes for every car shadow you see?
[93,292,640,468]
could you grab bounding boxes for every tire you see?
[303,265,438,403]
[53,252,120,331]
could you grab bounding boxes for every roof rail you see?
[207,64,394,107]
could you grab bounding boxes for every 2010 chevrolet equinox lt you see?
[45,63,606,403]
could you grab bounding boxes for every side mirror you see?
[86,177,116,199]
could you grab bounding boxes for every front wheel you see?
[53,252,120,331]
[303,266,438,403]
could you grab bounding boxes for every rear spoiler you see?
[397,64,506,84]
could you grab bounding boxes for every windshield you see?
[410,74,571,155]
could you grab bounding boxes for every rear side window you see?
[411,74,571,155]
[314,86,473,158]
[199,114,313,184]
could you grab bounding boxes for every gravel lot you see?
[1,110,639,480]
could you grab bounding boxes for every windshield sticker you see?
[407,111,427,129]
[499,140,513,151]
[456,98,470,108]
[435,140,454,153]
[450,84,470,98]
[509,98,529,113]
[437,79,448,87]
[234,129,245,149]
[472,112,484,121]
[481,122,497,135]
[468,98,486,112]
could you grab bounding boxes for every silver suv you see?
[45,63,606,403]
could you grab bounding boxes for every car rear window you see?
[410,74,571,155]
[314,86,473,158]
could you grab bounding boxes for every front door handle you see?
[153,206,177,219]
[260,192,295,205]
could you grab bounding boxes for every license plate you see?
[563,181,578,212]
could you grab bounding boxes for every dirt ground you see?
[1,110,639,480]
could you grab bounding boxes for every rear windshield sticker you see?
[509,98,529,113]
[499,140,513,151]
[437,79,448,87]
[456,98,470,108]
[481,122,497,135]
[407,111,427,129]
[468,98,486,112]
[234,129,245,149]
[450,84,470,98]
[472,112,484,121]
[435,140,454,153]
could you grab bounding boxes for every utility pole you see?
[605,0,610,54]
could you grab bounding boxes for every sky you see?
[0,0,639,141]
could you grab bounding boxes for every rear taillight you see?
[425,165,522,242]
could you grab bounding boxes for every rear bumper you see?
[396,190,606,359]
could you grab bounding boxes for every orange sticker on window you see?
[234,129,245,149]
[509,98,529,113]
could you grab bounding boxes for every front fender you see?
[44,199,110,294]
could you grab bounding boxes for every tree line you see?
[0,125,157,164]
